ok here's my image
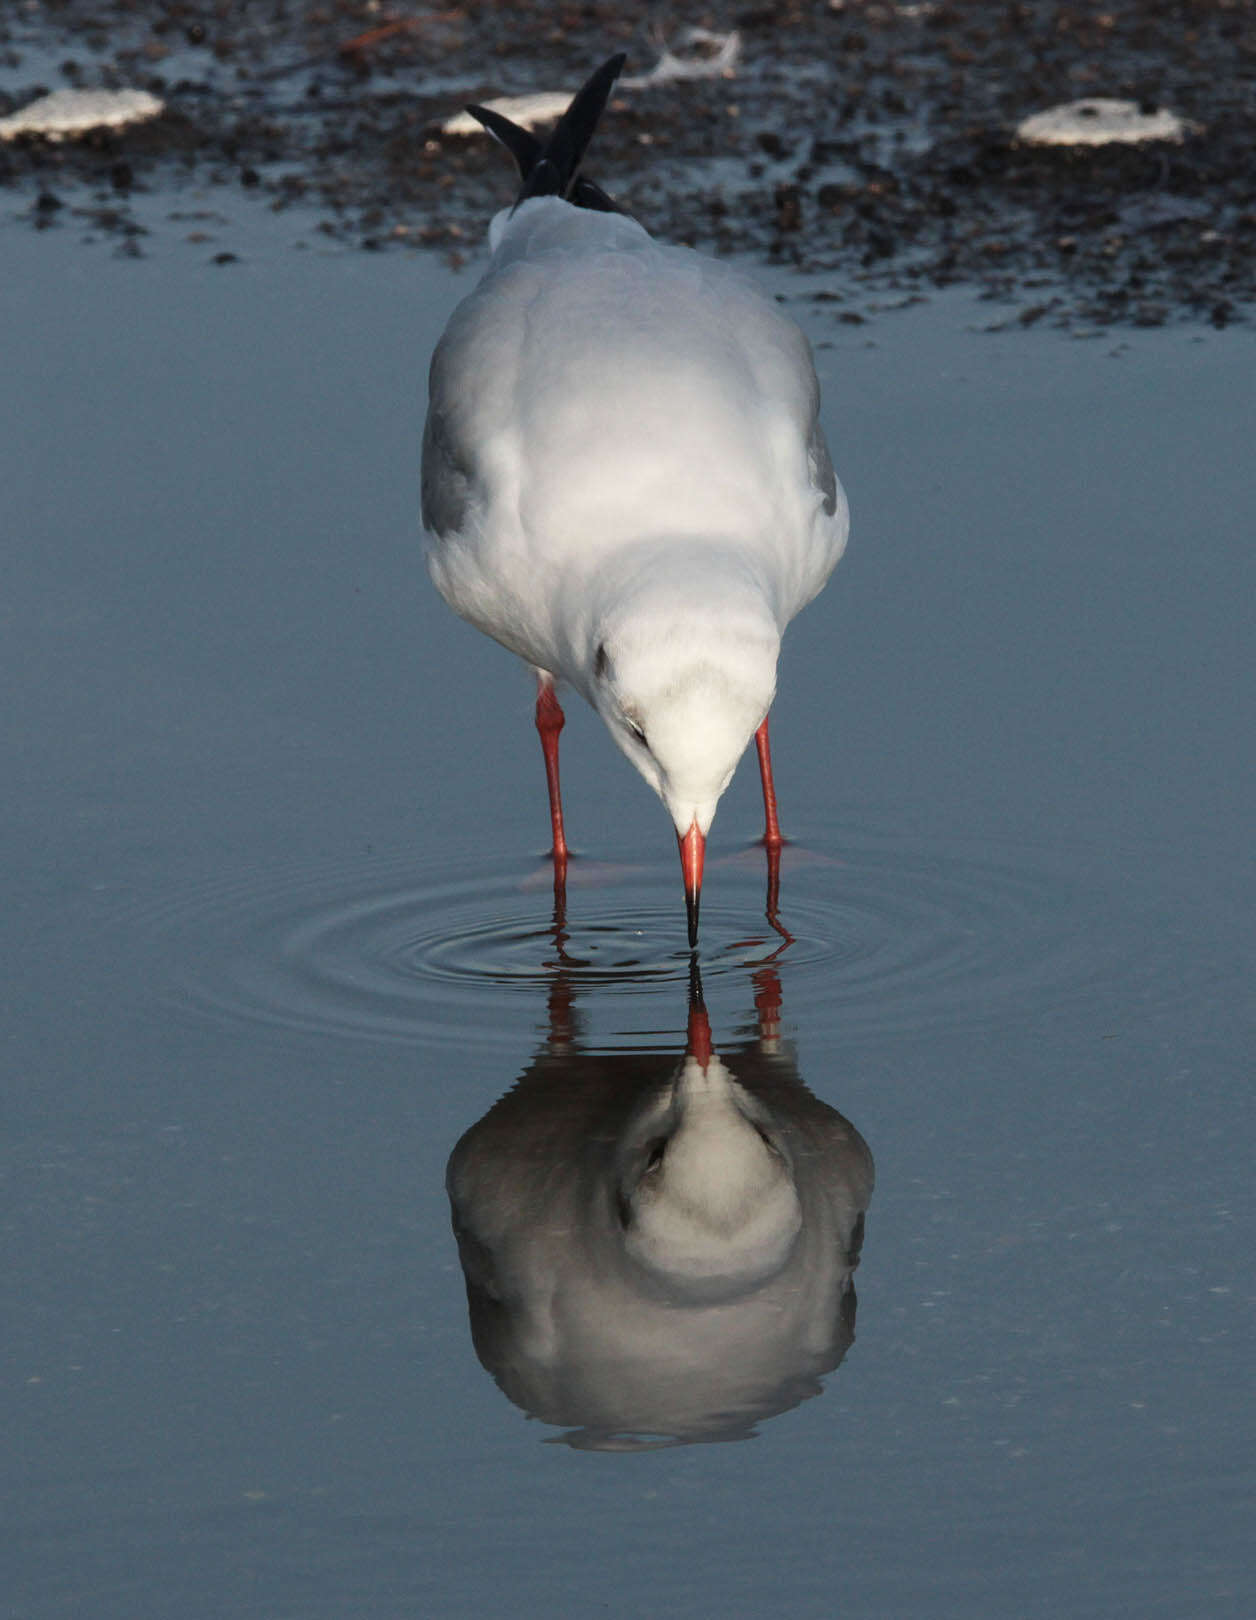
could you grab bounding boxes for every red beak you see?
[678,819,705,949]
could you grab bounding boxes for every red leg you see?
[755,716,784,848]
[535,676,569,866]
[757,719,793,945]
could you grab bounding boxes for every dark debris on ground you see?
[2,0,1254,329]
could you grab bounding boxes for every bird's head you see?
[589,596,779,942]
[614,1052,802,1299]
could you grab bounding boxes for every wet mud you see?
[2,1,1254,329]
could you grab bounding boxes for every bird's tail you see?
[464,53,626,214]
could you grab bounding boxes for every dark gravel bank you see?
[3,1,1254,328]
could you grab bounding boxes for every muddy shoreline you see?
[3,2,1254,329]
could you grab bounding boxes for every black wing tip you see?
[571,176,621,214]
[461,55,629,215]
[516,53,628,208]
[464,102,541,181]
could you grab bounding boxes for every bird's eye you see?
[594,642,610,679]
[625,718,648,748]
[644,1139,666,1174]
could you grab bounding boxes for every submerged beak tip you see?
[678,819,706,948]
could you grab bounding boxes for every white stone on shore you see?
[1016,98,1191,147]
[440,30,741,137]
[621,29,740,89]
[0,88,164,141]
[441,92,574,138]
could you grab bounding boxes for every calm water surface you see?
[3,213,1252,1617]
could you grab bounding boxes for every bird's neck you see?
[582,540,780,640]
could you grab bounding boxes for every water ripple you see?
[114,817,1203,1052]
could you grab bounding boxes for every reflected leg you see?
[752,964,783,1048]
[763,838,793,945]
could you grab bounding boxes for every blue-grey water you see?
[3,210,1252,1618]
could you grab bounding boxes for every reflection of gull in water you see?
[446,963,873,1449]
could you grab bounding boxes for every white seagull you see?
[422,56,849,945]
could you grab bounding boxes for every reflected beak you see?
[686,954,712,1068]
[678,819,705,949]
